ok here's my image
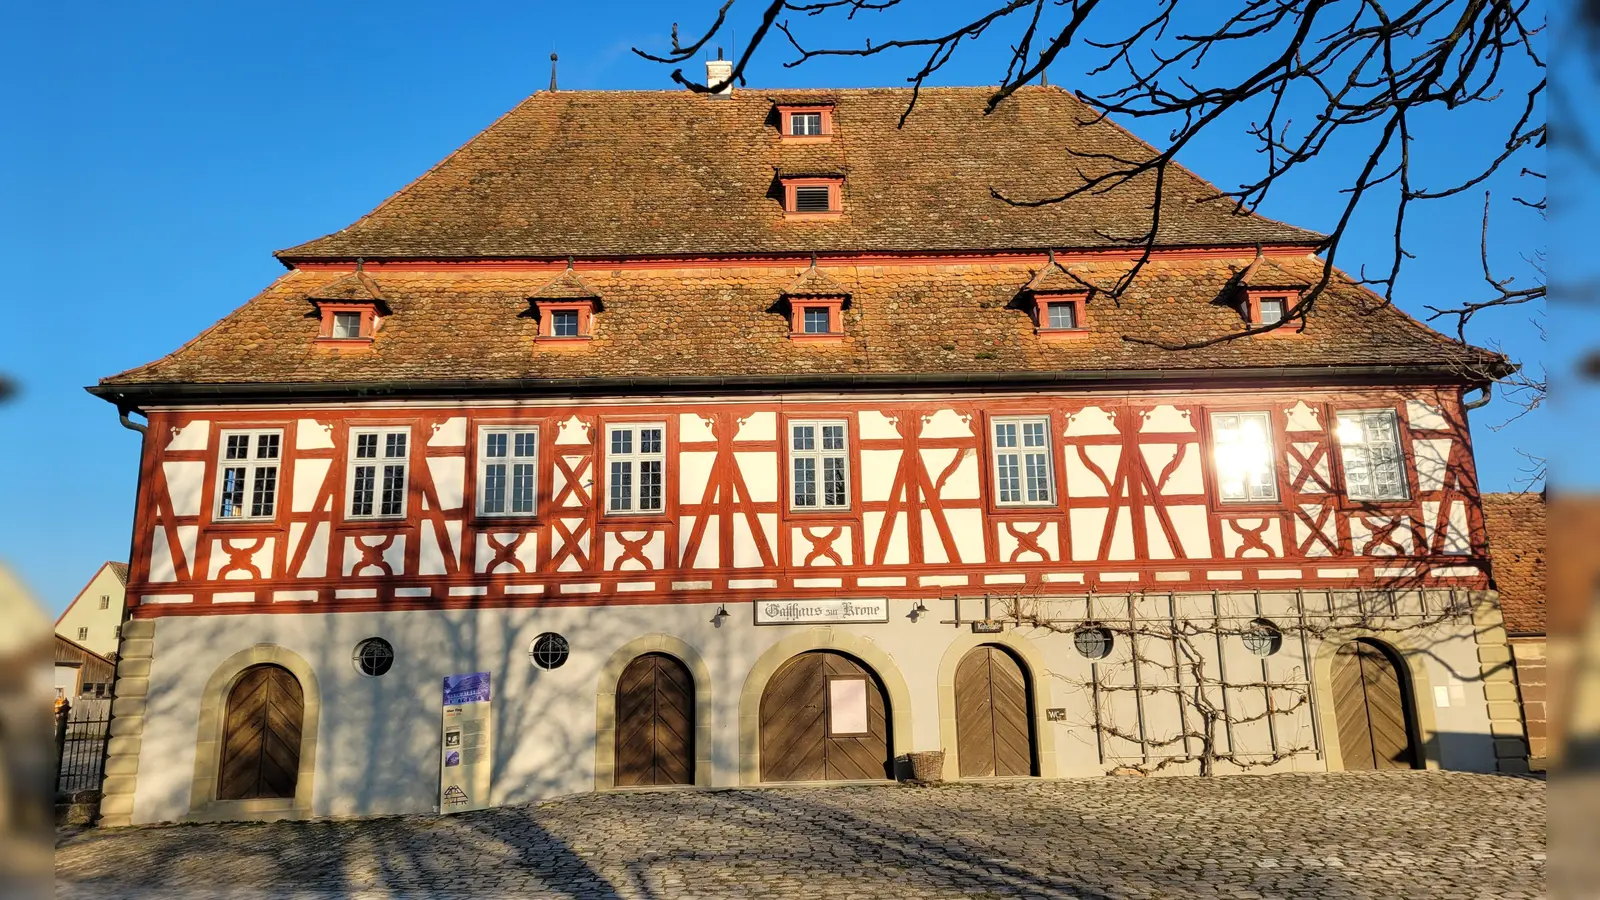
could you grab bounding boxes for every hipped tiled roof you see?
[1233,254,1312,290]
[1483,492,1546,636]
[783,266,851,297]
[100,255,1502,389]
[307,271,385,303]
[276,87,1324,261]
[1025,262,1096,294]
[532,268,602,300]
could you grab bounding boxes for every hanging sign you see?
[754,598,890,625]
[440,671,492,814]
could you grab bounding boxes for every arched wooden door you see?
[218,665,304,800]
[760,651,891,782]
[1331,640,1418,770]
[615,653,695,786]
[955,645,1036,777]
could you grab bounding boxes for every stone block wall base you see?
[99,619,156,827]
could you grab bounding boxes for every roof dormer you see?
[309,268,389,347]
[775,101,835,142]
[777,168,845,218]
[1024,258,1094,340]
[530,266,603,343]
[1231,254,1310,328]
[782,264,850,342]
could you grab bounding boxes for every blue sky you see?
[1,1,1559,614]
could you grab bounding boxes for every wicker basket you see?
[902,750,946,783]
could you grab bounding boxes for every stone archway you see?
[737,627,914,785]
[190,643,321,821]
[594,634,714,789]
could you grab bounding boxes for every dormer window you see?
[777,103,834,141]
[1045,301,1078,330]
[530,267,603,344]
[781,177,843,217]
[331,311,363,339]
[802,307,831,334]
[1230,254,1309,330]
[551,309,580,337]
[308,270,387,347]
[1031,293,1089,340]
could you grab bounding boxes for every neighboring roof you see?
[54,561,129,627]
[97,255,1505,396]
[55,633,115,669]
[277,87,1323,262]
[1483,492,1546,636]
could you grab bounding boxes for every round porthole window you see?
[529,632,570,670]
[1242,619,1284,658]
[353,638,394,677]
[1073,624,1114,660]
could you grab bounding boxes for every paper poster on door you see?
[440,671,491,814]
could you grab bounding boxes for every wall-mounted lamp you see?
[712,604,730,628]
[908,600,929,623]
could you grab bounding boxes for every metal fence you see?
[56,697,112,795]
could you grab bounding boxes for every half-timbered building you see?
[91,79,1530,825]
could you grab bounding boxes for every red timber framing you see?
[124,387,1491,619]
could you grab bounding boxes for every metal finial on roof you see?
[356,257,365,272]
[1041,70,1049,87]
[550,53,558,92]
[1046,248,1057,267]
[810,250,818,269]
[566,255,574,270]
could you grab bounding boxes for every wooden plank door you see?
[615,653,695,786]
[1331,641,1417,770]
[955,645,1035,777]
[760,651,891,782]
[218,665,303,800]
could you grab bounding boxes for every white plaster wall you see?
[130,591,1499,823]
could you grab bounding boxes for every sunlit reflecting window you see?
[1212,412,1278,502]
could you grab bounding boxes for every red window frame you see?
[789,296,845,342]
[1031,292,1089,340]
[777,104,835,141]
[1241,290,1300,328]
[314,302,379,345]
[534,300,597,342]
[782,177,843,218]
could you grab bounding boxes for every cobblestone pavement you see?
[55,771,1544,900]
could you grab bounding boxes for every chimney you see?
[705,47,733,97]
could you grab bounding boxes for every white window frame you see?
[789,420,851,511]
[477,425,540,517]
[1210,412,1280,503]
[991,416,1056,507]
[605,423,667,515]
[1046,301,1078,330]
[347,427,411,519]
[213,428,284,522]
[331,311,364,339]
[791,111,824,136]
[550,309,580,337]
[1258,295,1289,325]
[1336,409,1410,501]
